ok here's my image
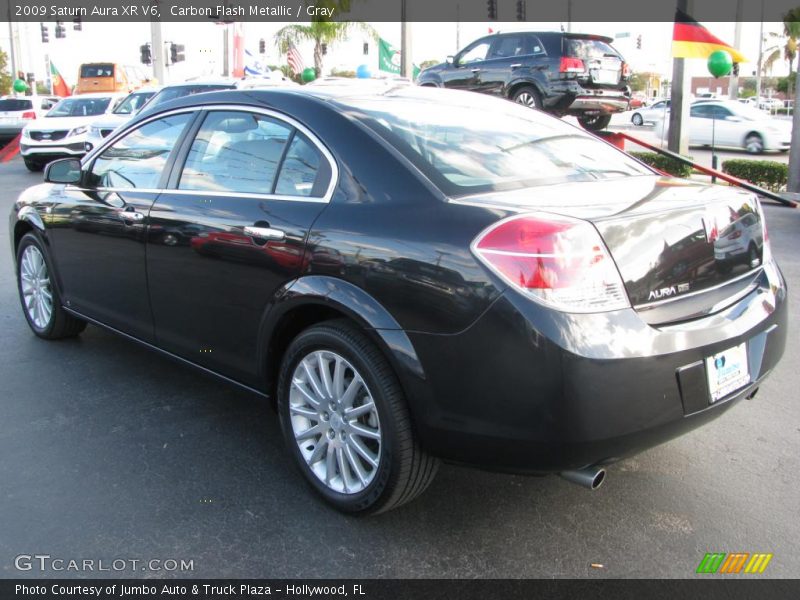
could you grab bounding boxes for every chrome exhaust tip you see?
[560,467,606,490]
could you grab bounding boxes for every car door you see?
[47,111,196,341]
[146,108,334,386]
[441,38,493,91]
[688,104,713,145]
[478,34,531,96]
[708,105,742,147]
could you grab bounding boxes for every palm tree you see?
[274,1,378,79]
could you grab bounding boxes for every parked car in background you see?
[9,86,786,513]
[416,31,631,131]
[19,92,125,171]
[757,97,784,111]
[85,87,160,152]
[688,100,791,153]
[0,95,60,144]
[630,98,671,125]
[137,80,237,115]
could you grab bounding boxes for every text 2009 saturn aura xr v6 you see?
[9,87,787,514]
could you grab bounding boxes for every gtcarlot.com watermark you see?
[14,554,194,573]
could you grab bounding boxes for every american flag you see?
[287,43,305,75]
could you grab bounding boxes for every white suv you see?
[20,92,124,171]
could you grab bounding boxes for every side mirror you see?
[446,55,455,65]
[44,158,82,184]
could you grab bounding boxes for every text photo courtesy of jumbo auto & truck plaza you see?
[1,0,799,598]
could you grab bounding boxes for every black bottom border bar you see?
[2,579,800,600]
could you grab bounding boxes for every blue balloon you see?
[356,64,372,79]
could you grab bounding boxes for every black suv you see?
[417,31,631,131]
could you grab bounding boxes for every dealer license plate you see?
[706,342,750,403]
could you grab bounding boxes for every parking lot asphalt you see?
[0,160,798,579]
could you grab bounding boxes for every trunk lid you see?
[457,176,766,323]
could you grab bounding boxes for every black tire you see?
[16,232,86,340]
[23,158,44,172]
[631,113,644,126]
[511,85,542,109]
[578,114,613,132]
[277,320,438,515]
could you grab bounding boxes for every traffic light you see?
[140,43,152,65]
[516,0,526,21]
[487,0,497,19]
[363,42,369,55]
[73,17,82,31]
[170,43,186,64]
[636,35,642,50]
[259,38,266,54]
[55,21,66,39]
[40,23,49,43]
[321,43,328,55]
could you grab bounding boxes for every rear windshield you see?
[81,64,115,78]
[47,97,111,117]
[146,85,235,109]
[0,99,33,111]
[565,38,621,60]
[341,92,650,196]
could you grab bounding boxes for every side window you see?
[690,105,712,118]
[489,36,526,59]
[528,36,546,55]
[89,112,192,189]
[459,41,491,64]
[179,110,292,194]
[275,133,323,197]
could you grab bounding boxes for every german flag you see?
[672,10,747,63]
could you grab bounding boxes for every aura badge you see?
[696,552,773,574]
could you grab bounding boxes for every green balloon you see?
[13,78,28,93]
[301,68,316,83]
[707,50,733,78]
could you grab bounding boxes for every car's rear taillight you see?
[472,213,630,313]
[559,57,585,73]
[621,63,631,78]
[21,111,36,119]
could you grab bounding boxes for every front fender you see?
[258,274,426,391]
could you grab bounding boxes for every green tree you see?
[274,4,377,78]
[0,50,12,95]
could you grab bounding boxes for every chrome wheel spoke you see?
[19,245,53,330]
[289,349,381,495]
[345,401,375,420]
[348,422,381,441]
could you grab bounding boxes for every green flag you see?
[378,38,420,79]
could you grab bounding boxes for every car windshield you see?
[81,64,114,78]
[47,97,111,117]
[342,92,651,195]
[113,91,155,115]
[0,98,33,111]
[145,85,234,110]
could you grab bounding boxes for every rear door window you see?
[488,36,528,59]
[178,110,292,194]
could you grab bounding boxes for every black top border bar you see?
[2,0,800,23]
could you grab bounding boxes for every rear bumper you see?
[404,259,787,473]
[541,79,630,114]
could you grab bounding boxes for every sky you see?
[0,19,793,88]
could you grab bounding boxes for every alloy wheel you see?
[289,350,382,494]
[745,135,763,154]
[515,92,538,108]
[20,245,53,330]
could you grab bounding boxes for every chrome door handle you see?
[510,63,522,68]
[244,226,285,240]
[122,211,145,222]
[471,68,482,73]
